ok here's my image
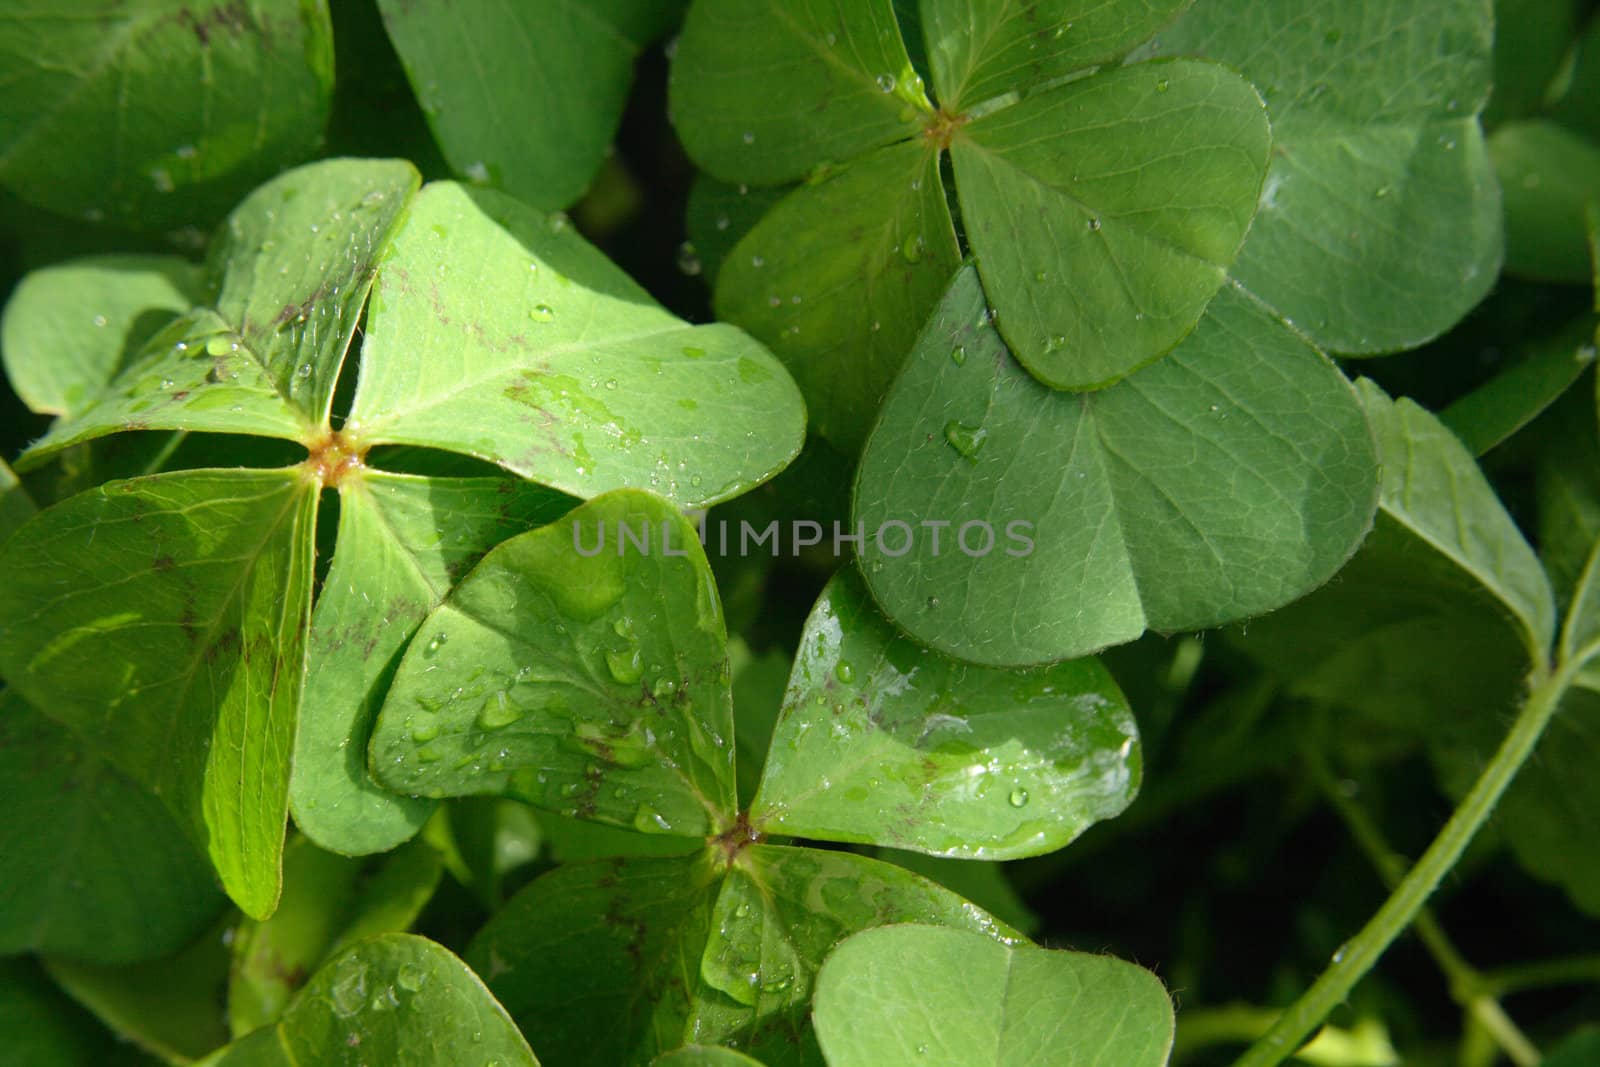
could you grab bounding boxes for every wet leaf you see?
[751,571,1140,858]
[202,934,537,1067]
[1161,0,1502,353]
[813,923,1174,1067]
[346,182,805,508]
[716,141,959,450]
[0,469,319,917]
[0,254,201,416]
[0,0,333,230]
[369,491,738,839]
[855,266,1378,665]
[290,472,570,856]
[227,835,443,1035]
[670,0,927,185]
[953,60,1270,388]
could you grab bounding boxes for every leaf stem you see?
[1305,752,1539,1067]
[1232,659,1577,1067]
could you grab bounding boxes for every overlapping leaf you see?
[670,0,930,185]
[1491,120,1600,282]
[368,491,739,839]
[290,472,571,856]
[379,0,681,209]
[16,159,421,467]
[346,182,805,506]
[855,266,1379,665]
[813,924,1174,1066]
[714,142,959,449]
[0,255,201,416]
[949,59,1270,388]
[679,0,1270,447]
[1160,0,1503,353]
[0,469,319,918]
[921,0,1193,109]
[751,571,1141,857]
[227,835,443,1035]
[1234,380,1555,727]
[0,0,333,229]
[201,934,538,1067]
[470,846,1012,1066]
[0,692,225,963]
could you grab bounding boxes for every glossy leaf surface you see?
[813,923,1174,1066]
[752,571,1140,857]
[348,182,804,507]
[291,472,570,856]
[0,469,319,917]
[370,491,737,839]
[1161,0,1502,354]
[855,266,1378,665]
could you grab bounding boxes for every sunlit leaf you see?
[751,571,1140,858]
[290,472,570,856]
[369,491,738,839]
[0,469,319,917]
[813,924,1174,1067]
[346,182,805,507]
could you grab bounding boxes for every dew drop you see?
[477,690,521,730]
[529,304,556,323]
[900,233,924,263]
[1156,77,1170,93]
[750,254,765,268]
[424,632,448,656]
[742,131,755,145]
[682,345,707,359]
[835,661,855,684]
[950,345,967,366]
[205,334,235,357]
[606,648,643,685]
[1086,217,1102,232]
[943,420,988,459]
[1008,788,1030,807]
[876,73,896,93]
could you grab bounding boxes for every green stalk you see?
[1305,752,1539,1067]
[1233,659,1580,1067]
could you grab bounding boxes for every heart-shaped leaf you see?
[1160,0,1502,353]
[683,845,1014,1060]
[680,0,1271,448]
[670,0,929,185]
[0,255,201,417]
[922,0,1194,110]
[751,570,1140,857]
[855,265,1378,665]
[378,0,675,209]
[952,59,1270,388]
[1235,379,1555,729]
[812,923,1174,1067]
[0,691,225,964]
[290,472,570,856]
[346,182,805,507]
[18,159,421,468]
[0,0,333,229]
[201,934,538,1067]
[467,852,722,1067]
[369,490,738,839]
[470,845,1012,1066]
[716,141,960,449]
[0,469,319,917]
